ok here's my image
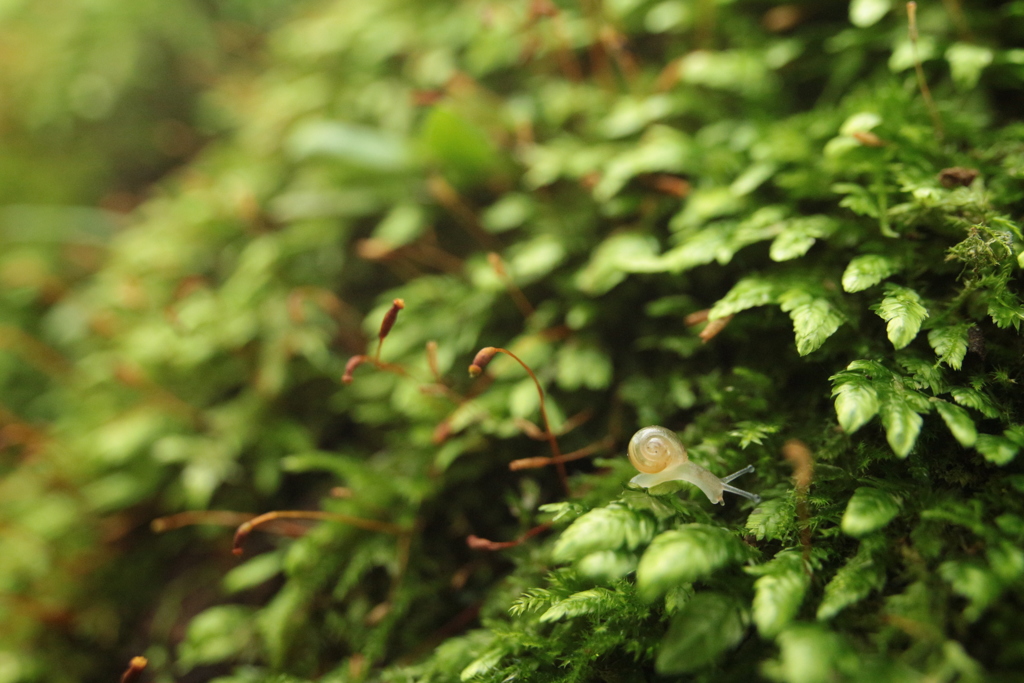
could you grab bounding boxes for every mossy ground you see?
[2,1,1024,682]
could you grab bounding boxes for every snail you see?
[628,426,760,505]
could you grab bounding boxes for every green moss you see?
[4,0,1024,682]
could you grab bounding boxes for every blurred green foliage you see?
[4,0,1024,682]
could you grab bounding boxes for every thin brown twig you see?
[466,522,552,551]
[469,347,569,494]
[151,510,256,533]
[782,439,815,570]
[120,656,148,683]
[509,437,612,471]
[232,510,407,556]
[151,510,311,539]
[684,309,710,326]
[699,315,733,343]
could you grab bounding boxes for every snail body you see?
[627,426,760,505]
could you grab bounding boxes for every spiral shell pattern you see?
[627,426,688,474]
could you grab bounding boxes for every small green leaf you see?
[419,107,501,182]
[899,357,947,394]
[986,289,1024,330]
[817,545,885,620]
[928,324,970,370]
[539,588,618,622]
[751,552,810,637]
[841,254,897,292]
[946,43,994,90]
[839,112,883,136]
[461,649,506,681]
[746,498,790,542]
[708,276,777,319]
[939,560,1001,621]
[552,505,656,562]
[556,341,612,390]
[769,230,816,262]
[766,625,853,682]
[975,434,1019,465]
[834,182,880,218]
[223,552,284,594]
[506,235,565,284]
[373,204,426,247]
[482,193,534,233]
[832,376,880,434]
[178,605,257,670]
[841,487,900,537]
[873,285,929,350]
[951,387,1000,418]
[934,400,978,447]
[988,538,1024,582]
[1005,426,1024,449]
[576,551,637,582]
[656,593,748,674]
[779,289,843,355]
[287,119,409,170]
[880,397,923,458]
[849,0,891,27]
[636,525,747,601]
[729,421,780,448]
[769,216,835,262]
[576,232,660,295]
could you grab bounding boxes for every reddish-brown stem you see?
[120,656,148,683]
[232,510,406,556]
[684,309,710,326]
[342,355,369,384]
[645,174,691,198]
[151,510,311,539]
[376,298,405,362]
[782,439,815,570]
[151,510,256,533]
[469,347,569,494]
[699,315,734,343]
[466,522,552,551]
[508,437,612,471]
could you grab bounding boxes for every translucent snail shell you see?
[628,426,689,473]
[627,426,760,505]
